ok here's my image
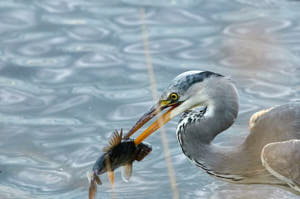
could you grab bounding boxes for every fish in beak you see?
[88,129,152,199]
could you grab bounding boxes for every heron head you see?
[126,71,224,145]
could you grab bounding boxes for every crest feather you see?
[102,129,123,152]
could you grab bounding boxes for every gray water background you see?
[0,0,300,198]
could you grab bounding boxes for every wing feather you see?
[245,103,300,149]
[261,140,300,194]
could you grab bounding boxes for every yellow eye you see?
[170,93,178,101]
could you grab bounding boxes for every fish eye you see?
[170,93,178,101]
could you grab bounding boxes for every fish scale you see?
[88,129,152,199]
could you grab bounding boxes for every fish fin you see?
[102,146,111,152]
[109,129,122,146]
[121,162,133,182]
[108,171,115,185]
[120,128,123,139]
[95,175,102,185]
[102,129,123,152]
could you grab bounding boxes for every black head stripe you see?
[179,71,223,92]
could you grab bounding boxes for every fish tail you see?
[87,171,98,199]
[88,180,97,199]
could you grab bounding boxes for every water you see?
[0,0,299,198]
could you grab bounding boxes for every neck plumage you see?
[176,79,267,182]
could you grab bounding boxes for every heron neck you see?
[177,83,252,178]
[177,82,239,144]
[177,94,268,181]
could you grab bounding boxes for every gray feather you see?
[167,71,300,193]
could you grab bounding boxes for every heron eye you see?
[170,93,178,101]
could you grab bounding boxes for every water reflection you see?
[124,38,193,54]
[0,0,299,199]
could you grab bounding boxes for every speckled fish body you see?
[93,138,152,175]
[88,129,152,199]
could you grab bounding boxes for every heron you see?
[124,71,300,194]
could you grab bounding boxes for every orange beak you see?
[124,104,164,139]
[124,103,180,146]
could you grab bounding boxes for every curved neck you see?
[176,88,278,183]
[177,95,238,156]
[177,80,255,180]
[176,78,282,183]
[176,101,263,181]
[177,78,239,145]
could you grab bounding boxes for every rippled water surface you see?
[0,0,300,198]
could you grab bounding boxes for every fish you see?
[88,129,152,199]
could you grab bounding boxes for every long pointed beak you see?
[134,105,178,145]
[124,103,167,139]
[124,101,182,145]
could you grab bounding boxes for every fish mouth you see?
[124,101,181,145]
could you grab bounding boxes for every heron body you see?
[126,71,300,194]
